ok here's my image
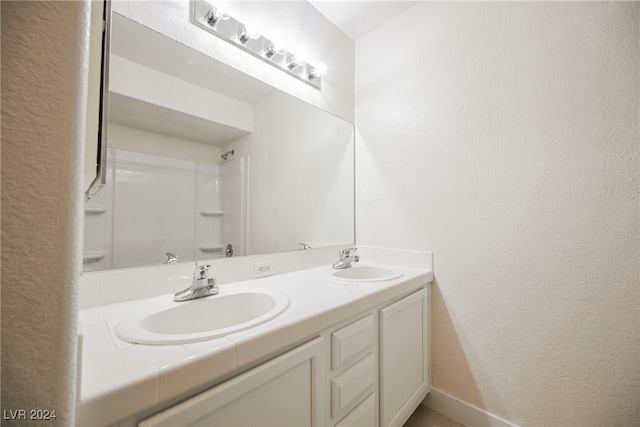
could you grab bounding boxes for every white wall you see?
[108,123,222,165]
[227,90,354,254]
[109,54,254,135]
[1,1,90,424]
[113,0,355,123]
[356,2,639,426]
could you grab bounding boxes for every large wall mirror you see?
[84,12,355,272]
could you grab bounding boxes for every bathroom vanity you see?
[77,260,432,426]
[79,4,431,426]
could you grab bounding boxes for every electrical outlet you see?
[253,260,274,278]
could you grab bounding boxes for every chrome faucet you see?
[332,247,359,269]
[165,252,179,264]
[174,264,219,302]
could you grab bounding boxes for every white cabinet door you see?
[379,288,429,427]
[139,337,324,427]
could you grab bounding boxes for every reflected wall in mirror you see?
[83,13,355,272]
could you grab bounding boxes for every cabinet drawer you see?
[331,354,374,418]
[334,393,375,427]
[331,314,374,370]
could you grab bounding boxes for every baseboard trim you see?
[423,388,517,427]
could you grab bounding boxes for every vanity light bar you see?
[193,1,323,90]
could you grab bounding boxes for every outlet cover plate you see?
[253,260,274,278]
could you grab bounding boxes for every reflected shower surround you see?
[192,0,325,89]
[83,148,249,271]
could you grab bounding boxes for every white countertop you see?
[77,263,433,426]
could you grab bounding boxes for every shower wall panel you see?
[84,148,226,271]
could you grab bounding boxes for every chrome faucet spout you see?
[165,252,179,264]
[332,247,359,269]
[174,264,219,302]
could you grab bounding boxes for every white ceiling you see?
[308,1,419,40]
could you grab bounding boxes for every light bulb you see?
[263,43,285,59]
[204,4,229,26]
[238,26,261,44]
[287,56,302,71]
[308,62,327,80]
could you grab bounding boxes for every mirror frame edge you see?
[86,0,112,201]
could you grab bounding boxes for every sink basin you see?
[329,265,403,283]
[115,288,289,345]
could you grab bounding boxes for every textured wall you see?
[355,2,639,425]
[1,1,89,425]
[113,0,355,123]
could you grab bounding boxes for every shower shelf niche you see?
[84,251,106,262]
[199,210,223,217]
[198,244,224,252]
[85,207,107,215]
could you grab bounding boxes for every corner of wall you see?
[1,1,91,424]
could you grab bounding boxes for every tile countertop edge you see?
[78,364,160,426]
[78,265,433,426]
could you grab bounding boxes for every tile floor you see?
[404,405,464,427]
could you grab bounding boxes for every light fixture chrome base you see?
[192,0,322,90]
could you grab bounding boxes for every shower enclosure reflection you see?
[83,13,355,272]
[84,147,245,270]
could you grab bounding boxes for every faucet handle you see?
[194,263,211,280]
[340,247,358,258]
